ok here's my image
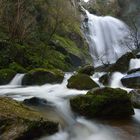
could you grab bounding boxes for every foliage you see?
[0,69,16,85]
[0,0,91,71]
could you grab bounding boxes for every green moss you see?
[67,73,99,90]
[44,49,72,71]
[70,87,134,118]
[9,62,27,73]
[52,35,82,57]
[22,68,64,85]
[0,69,16,85]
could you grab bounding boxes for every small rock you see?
[121,72,140,89]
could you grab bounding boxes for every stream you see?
[0,72,140,140]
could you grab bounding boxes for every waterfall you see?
[84,11,130,66]
[9,74,25,85]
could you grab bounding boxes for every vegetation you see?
[0,69,16,84]
[0,0,91,72]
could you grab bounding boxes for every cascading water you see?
[9,74,25,85]
[84,11,130,66]
[0,73,140,140]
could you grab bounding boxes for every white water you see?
[129,58,140,70]
[9,74,25,85]
[85,11,130,66]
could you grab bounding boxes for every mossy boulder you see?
[0,69,17,85]
[22,68,64,85]
[70,87,134,118]
[129,90,140,108]
[67,74,99,90]
[0,97,58,140]
[121,72,140,89]
[9,62,27,73]
[77,65,94,76]
[108,52,135,73]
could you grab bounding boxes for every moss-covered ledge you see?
[0,97,58,140]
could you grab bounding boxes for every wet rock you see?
[22,68,64,85]
[67,73,99,90]
[108,52,135,73]
[0,97,58,140]
[77,65,94,76]
[23,97,48,106]
[99,73,111,85]
[0,69,17,85]
[70,87,134,118]
[121,72,140,89]
[130,90,140,108]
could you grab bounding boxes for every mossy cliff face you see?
[0,0,92,72]
[0,97,58,140]
[70,87,134,118]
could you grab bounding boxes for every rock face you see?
[0,97,58,140]
[67,74,99,90]
[121,72,140,89]
[22,68,64,85]
[0,69,16,85]
[70,87,134,118]
[99,73,111,85]
[77,65,94,76]
[130,90,140,108]
[108,52,135,73]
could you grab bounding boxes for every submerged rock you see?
[23,97,48,106]
[130,90,140,108]
[77,65,94,76]
[67,73,99,90]
[0,69,16,85]
[121,72,140,89]
[70,87,134,118]
[22,68,64,85]
[0,97,58,140]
